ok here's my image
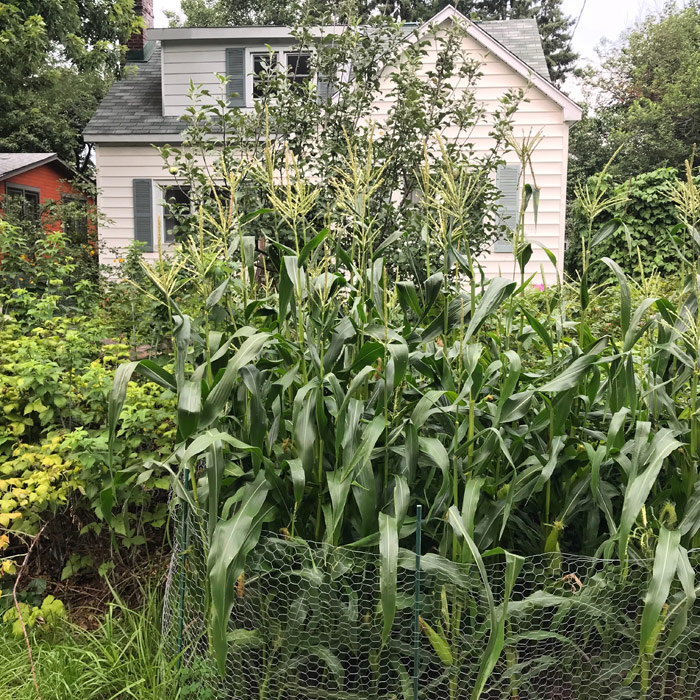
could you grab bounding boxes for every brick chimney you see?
[126,0,154,61]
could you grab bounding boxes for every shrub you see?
[566,167,690,283]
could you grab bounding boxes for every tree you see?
[570,1,700,181]
[0,1,139,172]
[174,0,577,82]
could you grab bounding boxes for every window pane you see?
[287,53,311,82]
[253,53,278,98]
[163,186,191,242]
[6,186,40,221]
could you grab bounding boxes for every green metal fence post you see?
[413,504,422,700]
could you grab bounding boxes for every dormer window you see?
[286,51,312,90]
[247,49,314,103]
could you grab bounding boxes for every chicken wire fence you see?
[163,503,700,700]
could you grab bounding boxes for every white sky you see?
[153,0,679,65]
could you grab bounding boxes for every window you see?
[5,184,40,221]
[252,52,279,99]
[162,185,191,242]
[248,49,313,102]
[286,51,311,91]
[61,194,89,240]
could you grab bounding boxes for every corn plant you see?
[105,128,700,695]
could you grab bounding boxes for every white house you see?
[84,0,581,282]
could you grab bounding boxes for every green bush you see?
[566,167,686,283]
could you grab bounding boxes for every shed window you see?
[5,184,40,221]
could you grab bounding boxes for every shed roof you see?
[0,153,61,180]
[84,16,552,141]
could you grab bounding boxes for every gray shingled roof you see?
[84,45,183,139]
[0,153,59,179]
[477,19,549,79]
[84,19,550,140]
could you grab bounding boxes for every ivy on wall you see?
[566,167,686,284]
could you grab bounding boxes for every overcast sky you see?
[153,0,678,64]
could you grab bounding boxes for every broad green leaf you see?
[177,379,201,440]
[619,428,682,563]
[464,277,516,342]
[200,332,271,429]
[379,512,398,646]
[206,277,230,309]
[208,471,271,675]
[639,526,681,655]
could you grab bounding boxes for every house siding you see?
[96,24,572,283]
[368,29,569,283]
[95,144,174,265]
[0,163,79,205]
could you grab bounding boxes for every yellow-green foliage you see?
[2,595,65,637]
[0,315,176,540]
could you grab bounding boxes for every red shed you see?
[0,153,92,232]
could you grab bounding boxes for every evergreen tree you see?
[534,0,576,83]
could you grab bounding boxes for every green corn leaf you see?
[521,306,553,354]
[206,439,224,541]
[600,257,631,336]
[461,478,485,540]
[396,280,422,319]
[200,332,271,429]
[666,546,696,647]
[379,512,398,646]
[464,277,516,342]
[421,272,444,322]
[108,361,140,459]
[538,342,607,393]
[591,218,622,247]
[136,359,176,391]
[286,457,305,508]
[292,381,319,477]
[208,471,272,676]
[177,379,201,440]
[299,228,330,266]
[619,428,682,563]
[639,526,681,656]
[206,277,230,309]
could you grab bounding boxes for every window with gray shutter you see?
[494,164,521,253]
[226,48,246,107]
[133,178,153,252]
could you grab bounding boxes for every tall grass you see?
[0,586,178,700]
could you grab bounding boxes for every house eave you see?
[149,25,346,42]
[85,133,185,144]
[416,5,583,123]
[0,154,60,181]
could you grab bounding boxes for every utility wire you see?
[569,0,588,47]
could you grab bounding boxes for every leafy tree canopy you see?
[570,1,700,182]
[0,1,139,172]
[172,0,577,83]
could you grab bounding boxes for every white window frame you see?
[245,47,316,104]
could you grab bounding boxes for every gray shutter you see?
[494,164,521,253]
[317,71,334,101]
[226,48,246,107]
[133,178,153,252]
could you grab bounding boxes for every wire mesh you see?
[163,504,700,700]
